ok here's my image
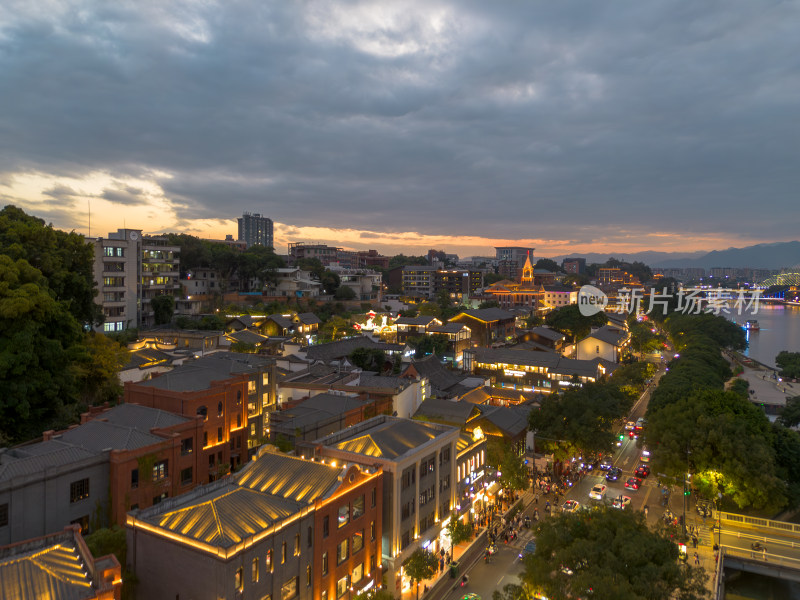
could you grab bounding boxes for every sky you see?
[1,1,799,258]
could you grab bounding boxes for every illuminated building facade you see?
[124,352,277,468]
[448,308,516,347]
[126,450,382,600]
[299,416,459,595]
[238,212,274,249]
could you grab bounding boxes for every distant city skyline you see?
[2,2,798,257]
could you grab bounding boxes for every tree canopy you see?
[403,548,438,600]
[776,351,800,379]
[348,347,387,371]
[522,508,708,600]
[544,304,607,342]
[529,382,632,459]
[534,258,560,273]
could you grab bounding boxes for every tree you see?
[779,396,800,428]
[353,588,395,600]
[417,302,441,317]
[349,348,387,371]
[545,304,607,342]
[389,254,429,268]
[534,258,560,273]
[447,516,473,550]
[521,508,708,600]
[484,273,507,285]
[409,334,450,358]
[776,351,800,379]
[492,583,537,600]
[499,450,528,496]
[318,315,351,342]
[150,294,175,325]
[334,285,356,300]
[529,382,632,459]
[479,300,500,309]
[403,548,438,600]
[75,332,129,405]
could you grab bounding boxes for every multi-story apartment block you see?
[401,267,483,300]
[125,352,277,464]
[288,242,342,266]
[126,450,383,600]
[88,229,180,332]
[561,257,586,274]
[238,212,274,249]
[495,247,534,280]
[298,416,460,594]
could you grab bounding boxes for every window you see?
[281,541,287,564]
[352,530,364,554]
[307,526,313,548]
[217,427,223,443]
[322,551,329,576]
[180,467,193,486]
[237,413,242,428]
[322,592,328,600]
[252,558,259,583]
[131,469,139,489]
[323,516,330,538]
[181,438,193,455]
[306,565,311,587]
[71,515,89,534]
[218,402,224,417]
[152,460,168,481]
[353,563,363,584]
[401,531,410,549]
[153,492,168,504]
[281,577,298,600]
[266,549,273,572]
[209,453,215,468]
[70,478,90,503]
[337,539,348,565]
[337,575,349,599]
[370,521,376,541]
[294,533,300,556]
[371,487,377,508]
[197,406,207,420]
[0,503,8,527]
[203,431,208,447]
[235,567,244,592]
[349,495,364,521]
[338,504,349,528]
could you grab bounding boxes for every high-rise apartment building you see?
[237,212,274,249]
[89,229,180,332]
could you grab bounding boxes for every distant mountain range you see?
[550,241,800,270]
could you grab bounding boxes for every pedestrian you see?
[644,505,649,517]
[692,535,698,548]
[694,552,699,565]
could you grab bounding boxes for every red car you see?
[634,465,651,478]
[624,477,642,490]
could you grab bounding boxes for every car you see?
[562,500,580,513]
[640,448,651,463]
[462,594,481,600]
[579,456,597,471]
[612,495,632,509]
[518,541,537,560]
[625,421,635,431]
[635,417,645,431]
[624,477,642,490]
[589,484,607,500]
[605,467,623,482]
[599,456,614,471]
[634,465,651,478]
[629,428,638,439]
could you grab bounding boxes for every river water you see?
[729,304,800,368]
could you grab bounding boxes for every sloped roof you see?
[227,328,269,345]
[459,386,540,406]
[452,308,515,323]
[0,442,99,482]
[303,337,379,362]
[134,452,345,549]
[530,327,566,342]
[414,398,478,425]
[428,323,469,334]
[271,396,368,432]
[98,402,189,430]
[297,312,321,325]
[57,420,167,453]
[407,355,467,393]
[330,419,449,459]
[155,486,302,548]
[473,405,533,437]
[353,374,408,391]
[266,313,294,331]
[584,325,628,347]
[123,347,172,370]
[0,535,95,600]
[136,352,271,392]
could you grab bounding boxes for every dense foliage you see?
[0,207,128,442]
[544,304,608,342]
[776,351,800,379]
[529,382,633,459]
[522,508,708,600]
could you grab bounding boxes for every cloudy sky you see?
[1,1,798,257]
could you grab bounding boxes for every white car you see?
[562,500,580,513]
[612,495,632,510]
[589,484,607,500]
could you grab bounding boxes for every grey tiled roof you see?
[354,374,409,391]
[303,337,383,362]
[123,348,172,370]
[98,403,189,430]
[473,348,602,378]
[413,399,478,425]
[395,316,439,326]
[0,442,99,482]
[407,355,467,393]
[267,313,294,331]
[584,325,628,346]
[474,405,532,437]
[57,420,168,453]
[530,327,566,341]
[227,329,269,345]
[272,394,368,431]
[297,313,321,325]
[136,352,271,392]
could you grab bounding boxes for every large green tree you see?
[403,548,438,600]
[776,351,800,379]
[544,304,607,342]
[522,508,708,600]
[529,382,632,459]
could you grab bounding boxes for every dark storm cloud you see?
[1,0,798,243]
[101,185,148,206]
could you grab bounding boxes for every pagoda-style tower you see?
[521,251,534,283]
